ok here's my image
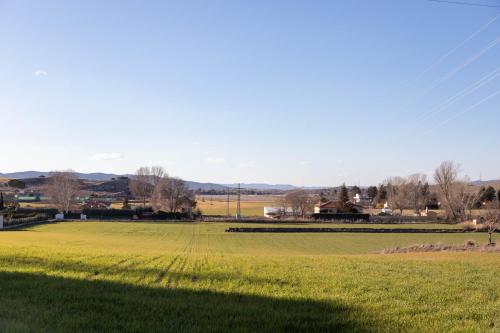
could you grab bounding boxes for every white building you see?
[263,207,296,218]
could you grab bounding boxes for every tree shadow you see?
[0,271,382,333]
[0,220,61,231]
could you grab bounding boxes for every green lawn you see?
[0,221,498,332]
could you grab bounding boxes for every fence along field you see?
[0,221,498,332]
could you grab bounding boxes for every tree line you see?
[43,166,196,214]
[382,161,499,222]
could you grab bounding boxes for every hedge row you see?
[16,208,58,217]
[13,208,192,220]
[311,213,370,221]
[225,227,469,233]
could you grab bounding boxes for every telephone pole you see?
[236,183,241,220]
[225,188,230,217]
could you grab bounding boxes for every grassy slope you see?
[0,222,498,332]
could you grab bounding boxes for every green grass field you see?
[0,221,498,332]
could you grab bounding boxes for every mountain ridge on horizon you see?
[2,170,498,190]
[0,170,306,191]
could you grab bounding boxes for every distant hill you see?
[185,181,229,191]
[470,179,500,186]
[0,171,127,181]
[0,171,291,191]
[223,183,298,191]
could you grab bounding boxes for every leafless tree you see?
[385,176,407,215]
[463,186,484,220]
[129,167,154,207]
[150,166,167,187]
[285,191,301,216]
[45,170,80,213]
[406,173,428,215]
[433,161,469,222]
[483,201,500,245]
[285,190,315,217]
[276,195,289,217]
[152,177,195,213]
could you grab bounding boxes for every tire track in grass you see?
[191,224,208,284]
[148,224,193,286]
[152,251,185,284]
[87,254,170,280]
[166,224,197,287]
[86,255,142,279]
[149,227,191,284]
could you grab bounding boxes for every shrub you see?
[16,208,58,218]
[311,213,370,221]
[465,240,477,247]
[82,209,136,219]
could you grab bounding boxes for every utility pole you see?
[225,188,230,217]
[236,183,241,220]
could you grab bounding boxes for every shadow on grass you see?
[0,220,62,231]
[0,271,381,333]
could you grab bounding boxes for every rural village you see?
[1,1,499,332]
[1,161,499,245]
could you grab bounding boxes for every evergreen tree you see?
[426,192,439,209]
[350,185,361,197]
[367,186,378,200]
[339,184,349,205]
[482,186,496,202]
[421,182,430,198]
[377,184,387,201]
[0,192,4,210]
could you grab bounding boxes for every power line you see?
[409,13,500,84]
[425,87,500,133]
[428,0,500,8]
[402,35,500,111]
[421,36,500,97]
[417,66,500,122]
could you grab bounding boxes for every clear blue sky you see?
[0,0,499,186]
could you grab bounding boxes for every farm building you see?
[353,193,372,206]
[314,200,365,214]
[314,201,338,214]
[15,194,41,202]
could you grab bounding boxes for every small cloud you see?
[91,153,124,161]
[204,156,225,165]
[34,70,48,77]
[299,161,310,166]
[192,141,201,145]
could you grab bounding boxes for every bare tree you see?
[285,191,301,216]
[463,187,484,220]
[285,190,314,217]
[276,195,289,217]
[150,166,167,187]
[483,201,500,245]
[406,174,428,215]
[152,177,195,213]
[45,170,80,213]
[385,176,407,215]
[433,161,468,222]
[129,167,154,207]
